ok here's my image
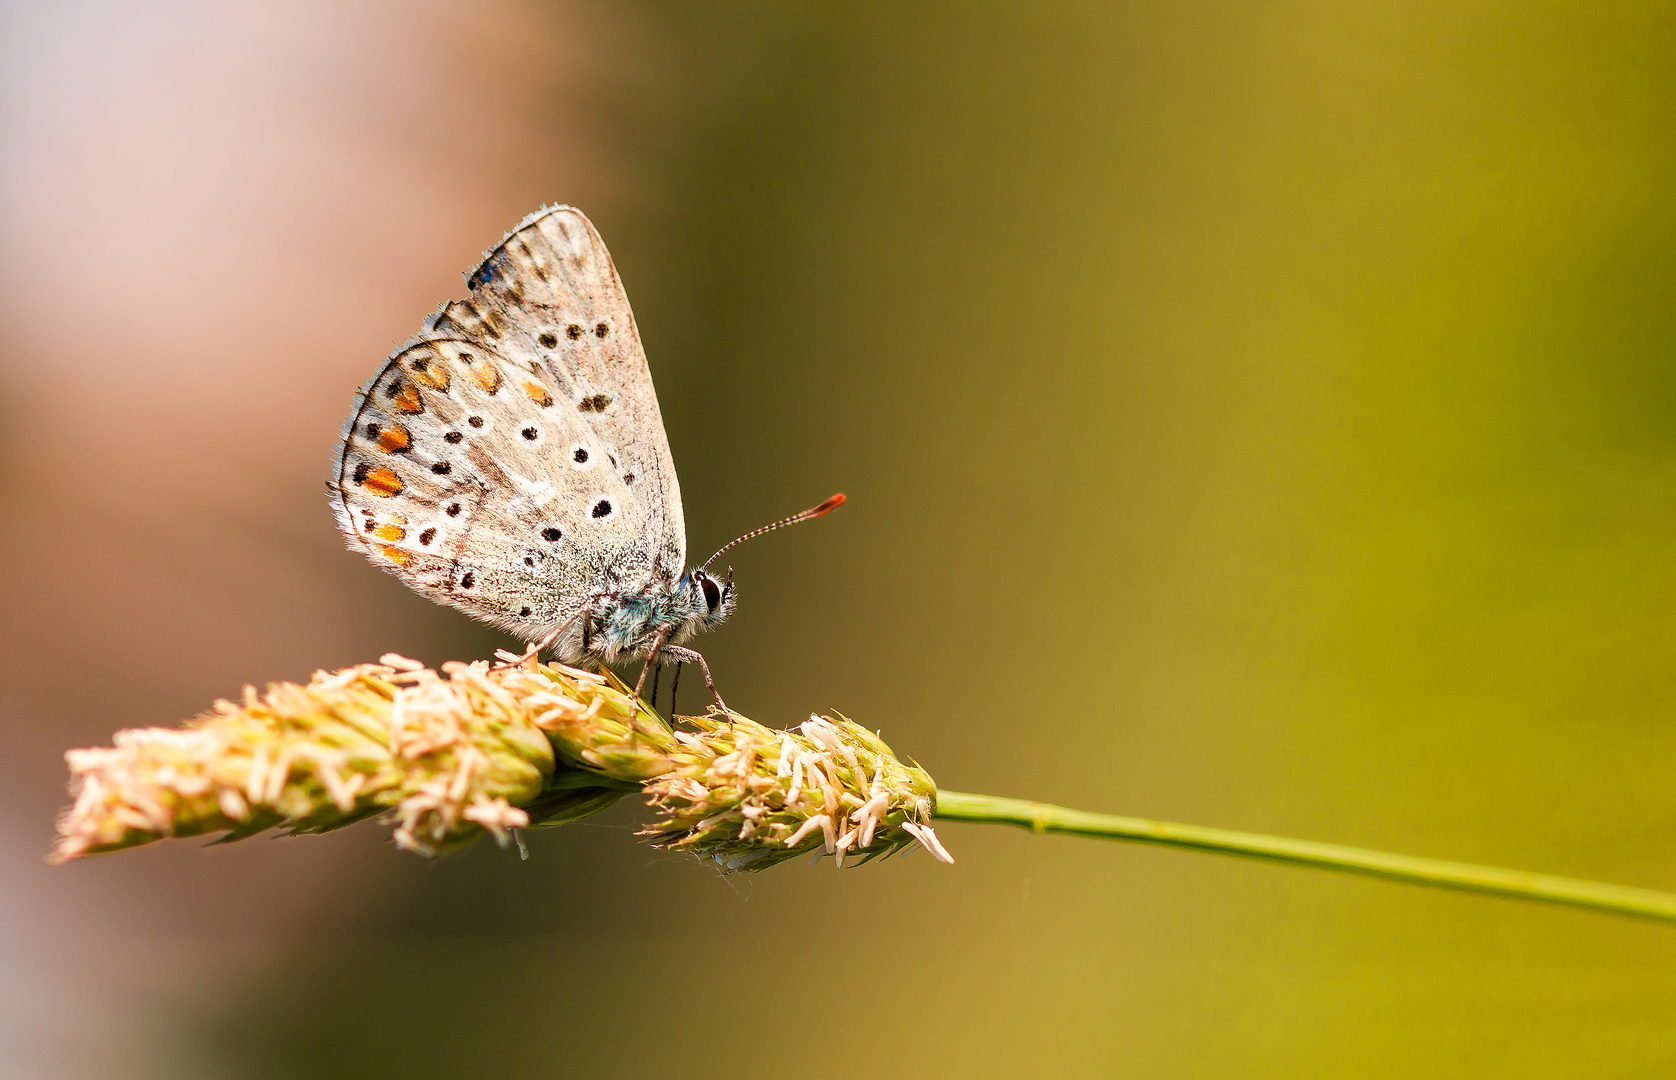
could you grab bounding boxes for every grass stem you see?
[934,789,1676,924]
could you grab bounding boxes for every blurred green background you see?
[4,2,1676,1077]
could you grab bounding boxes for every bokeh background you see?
[4,2,1676,1076]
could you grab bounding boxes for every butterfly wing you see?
[439,206,685,572]
[330,207,684,641]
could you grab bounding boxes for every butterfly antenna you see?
[700,493,846,571]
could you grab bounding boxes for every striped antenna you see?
[700,494,846,571]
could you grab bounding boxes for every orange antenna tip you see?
[699,492,849,570]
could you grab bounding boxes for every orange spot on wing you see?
[522,381,553,408]
[379,545,413,567]
[410,360,451,391]
[362,467,404,497]
[393,383,424,414]
[375,425,410,453]
[472,361,502,394]
[373,523,406,542]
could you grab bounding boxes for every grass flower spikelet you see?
[53,655,561,861]
[640,712,949,871]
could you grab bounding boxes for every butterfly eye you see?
[699,573,722,614]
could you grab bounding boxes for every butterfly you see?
[330,205,842,715]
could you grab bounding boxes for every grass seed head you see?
[51,654,952,871]
[640,712,950,871]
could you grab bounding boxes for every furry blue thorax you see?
[566,568,735,665]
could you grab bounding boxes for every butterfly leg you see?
[660,645,729,720]
[650,664,661,718]
[626,626,672,735]
[669,662,682,721]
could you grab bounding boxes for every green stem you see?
[933,790,1676,924]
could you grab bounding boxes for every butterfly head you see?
[676,566,735,636]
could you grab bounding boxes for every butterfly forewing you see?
[441,206,685,573]
[331,206,684,640]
